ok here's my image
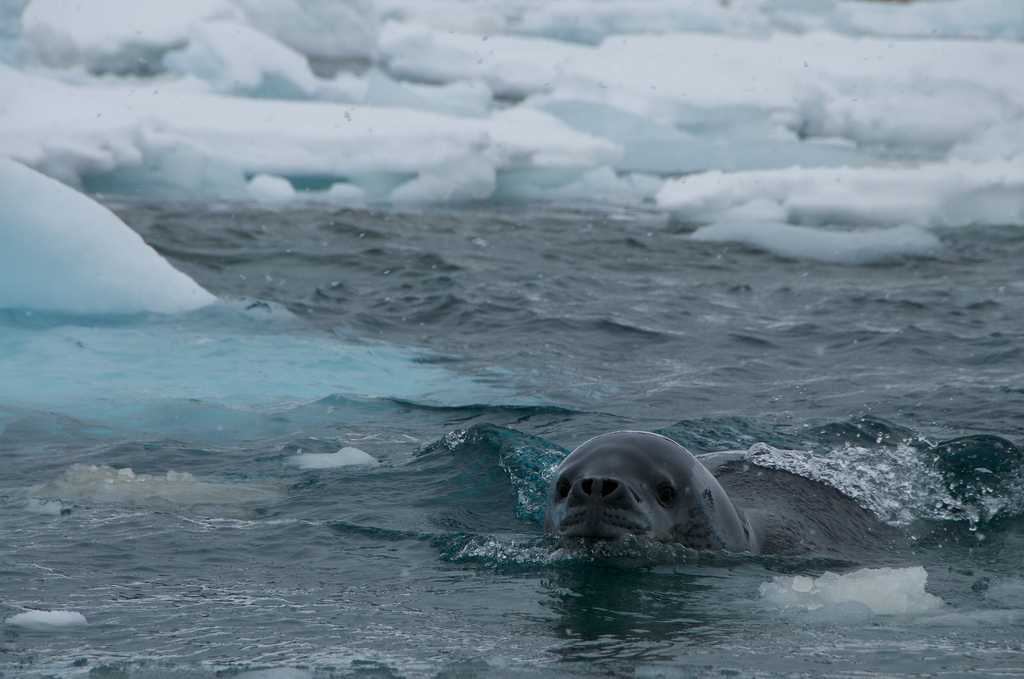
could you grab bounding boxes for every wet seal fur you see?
[544,431,900,556]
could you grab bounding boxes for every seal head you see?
[544,431,757,552]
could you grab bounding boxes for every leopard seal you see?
[543,431,900,556]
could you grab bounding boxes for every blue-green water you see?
[3,201,1024,678]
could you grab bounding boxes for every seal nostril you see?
[600,479,619,497]
[556,478,571,500]
[581,478,594,496]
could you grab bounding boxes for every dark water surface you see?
[3,200,1024,678]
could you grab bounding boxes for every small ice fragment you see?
[791,575,815,592]
[760,566,945,616]
[246,173,297,201]
[6,610,87,630]
[24,499,65,515]
[287,446,377,469]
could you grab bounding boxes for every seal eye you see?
[556,478,571,500]
[657,484,676,506]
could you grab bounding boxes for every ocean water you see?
[3,199,1024,678]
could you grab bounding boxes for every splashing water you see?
[745,440,1024,528]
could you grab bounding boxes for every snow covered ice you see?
[0,0,1021,231]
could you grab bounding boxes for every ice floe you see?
[659,160,1024,230]
[0,0,1022,233]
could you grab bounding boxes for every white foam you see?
[19,464,284,508]
[744,442,1000,527]
[287,446,378,469]
[0,157,217,314]
[23,498,66,516]
[690,222,940,264]
[5,609,87,631]
[760,566,945,616]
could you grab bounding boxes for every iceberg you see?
[0,157,216,314]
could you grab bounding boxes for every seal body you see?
[544,431,758,552]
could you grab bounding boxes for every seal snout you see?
[555,475,651,538]
[578,477,622,500]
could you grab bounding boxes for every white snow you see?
[760,566,945,616]
[0,157,217,314]
[287,446,378,469]
[0,0,1021,251]
[5,610,88,631]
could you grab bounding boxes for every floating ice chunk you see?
[0,65,617,204]
[690,222,940,265]
[658,159,1024,229]
[360,69,492,118]
[537,99,877,174]
[287,447,378,469]
[379,25,1024,156]
[391,154,496,205]
[235,668,313,679]
[20,0,242,74]
[164,20,320,99]
[832,0,1024,40]
[378,21,589,100]
[247,173,298,201]
[234,0,376,61]
[952,120,1024,163]
[760,566,945,616]
[23,498,66,516]
[496,165,661,205]
[323,181,368,206]
[17,464,283,508]
[0,157,217,314]
[5,610,87,631]
[377,0,1024,43]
